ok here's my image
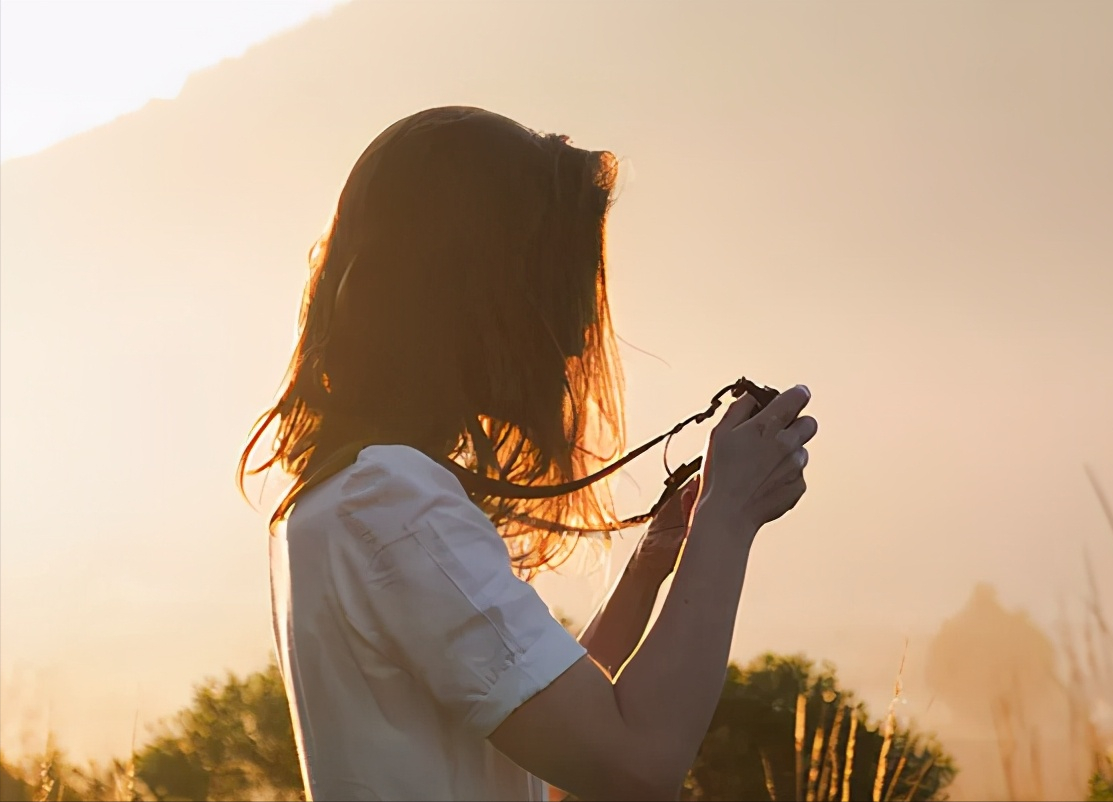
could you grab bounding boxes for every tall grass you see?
[781,643,939,802]
[987,466,1113,800]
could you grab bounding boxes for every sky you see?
[0,2,1111,798]
[0,0,345,757]
[0,0,343,162]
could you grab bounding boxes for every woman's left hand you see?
[630,476,701,581]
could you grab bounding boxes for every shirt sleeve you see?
[327,445,588,737]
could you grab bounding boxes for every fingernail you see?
[798,384,811,398]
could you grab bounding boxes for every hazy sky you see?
[0,2,1110,796]
[0,0,344,757]
[0,0,343,162]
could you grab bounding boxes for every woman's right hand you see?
[490,384,818,802]
[696,384,818,533]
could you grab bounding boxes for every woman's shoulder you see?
[346,443,465,500]
[332,444,476,542]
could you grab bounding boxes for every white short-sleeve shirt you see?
[269,444,587,801]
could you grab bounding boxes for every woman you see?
[238,106,817,801]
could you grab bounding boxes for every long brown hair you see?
[237,107,626,578]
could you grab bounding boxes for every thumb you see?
[722,392,762,431]
[680,476,701,520]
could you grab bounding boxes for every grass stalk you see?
[842,714,859,802]
[805,701,829,802]
[796,693,807,802]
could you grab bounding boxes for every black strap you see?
[297,377,778,526]
[442,377,777,501]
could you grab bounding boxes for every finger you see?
[721,392,762,430]
[777,415,819,451]
[767,446,809,486]
[765,476,808,523]
[658,475,698,516]
[747,384,811,434]
[784,475,807,508]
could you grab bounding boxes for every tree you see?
[682,654,954,802]
[0,759,32,801]
[924,583,1059,725]
[132,662,302,802]
[1091,768,1113,802]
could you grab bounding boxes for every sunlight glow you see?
[0,0,344,162]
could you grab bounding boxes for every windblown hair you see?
[237,107,626,579]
